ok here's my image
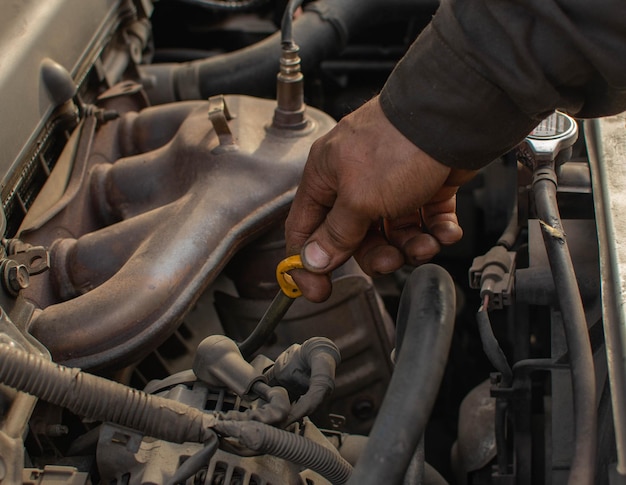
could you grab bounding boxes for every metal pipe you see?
[238,291,295,359]
[585,117,626,476]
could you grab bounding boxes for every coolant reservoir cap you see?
[521,111,578,163]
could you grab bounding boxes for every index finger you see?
[285,181,332,256]
[285,142,337,256]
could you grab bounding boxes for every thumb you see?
[301,199,372,273]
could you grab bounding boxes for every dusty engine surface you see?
[0,0,622,484]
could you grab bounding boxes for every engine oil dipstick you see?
[238,255,304,359]
[276,254,304,298]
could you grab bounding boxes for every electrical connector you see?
[469,246,516,310]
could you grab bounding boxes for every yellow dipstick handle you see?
[276,255,304,298]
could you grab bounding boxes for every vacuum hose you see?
[347,264,456,485]
[533,168,597,484]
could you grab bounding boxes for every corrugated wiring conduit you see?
[215,419,353,484]
[0,342,216,443]
[0,339,353,483]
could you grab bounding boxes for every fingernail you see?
[303,241,331,270]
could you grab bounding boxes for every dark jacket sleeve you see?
[379,0,626,170]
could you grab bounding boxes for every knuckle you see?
[323,217,356,253]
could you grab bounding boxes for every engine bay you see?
[0,1,622,484]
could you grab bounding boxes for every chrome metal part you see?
[518,111,579,165]
[273,44,307,130]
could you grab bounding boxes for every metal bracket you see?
[208,95,237,149]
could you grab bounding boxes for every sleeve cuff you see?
[379,22,542,170]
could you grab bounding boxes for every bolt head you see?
[5,262,29,294]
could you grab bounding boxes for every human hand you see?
[285,96,475,301]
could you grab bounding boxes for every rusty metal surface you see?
[19,86,335,369]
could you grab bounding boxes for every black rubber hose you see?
[476,298,513,387]
[497,205,519,250]
[533,171,597,484]
[402,436,425,485]
[167,0,269,10]
[281,0,305,47]
[347,264,456,485]
[0,343,216,444]
[140,0,438,104]
[215,419,353,484]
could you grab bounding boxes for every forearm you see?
[380,0,626,170]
